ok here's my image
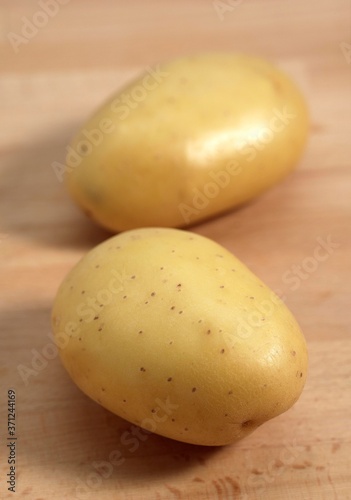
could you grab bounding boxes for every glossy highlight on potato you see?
[52,228,308,446]
[63,53,309,231]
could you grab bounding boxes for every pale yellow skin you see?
[65,53,309,232]
[52,228,308,446]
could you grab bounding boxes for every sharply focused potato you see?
[52,228,308,446]
[62,53,309,231]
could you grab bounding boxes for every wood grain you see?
[0,0,350,499]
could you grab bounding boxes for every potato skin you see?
[65,53,309,231]
[52,228,308,446]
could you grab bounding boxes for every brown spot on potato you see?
[291,350,296,356]
[179,311,183,314]
[151,292,156,296]
[94,316,99,320]
[131,275,136,279]
[167,377,173,382]
[242,420,252,428]
[192,387,197,392]
[140,367,146,372]
[220,349,225,354]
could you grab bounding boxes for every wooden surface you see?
[1,1,351,499]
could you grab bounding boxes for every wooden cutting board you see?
[0,1,350,498]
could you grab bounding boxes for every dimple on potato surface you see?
[65,53,309,232]
[52,228,308,446]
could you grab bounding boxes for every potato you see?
[63,53,309,231]
[52,228,308,446]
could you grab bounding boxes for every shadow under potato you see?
[0,124,111,250]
